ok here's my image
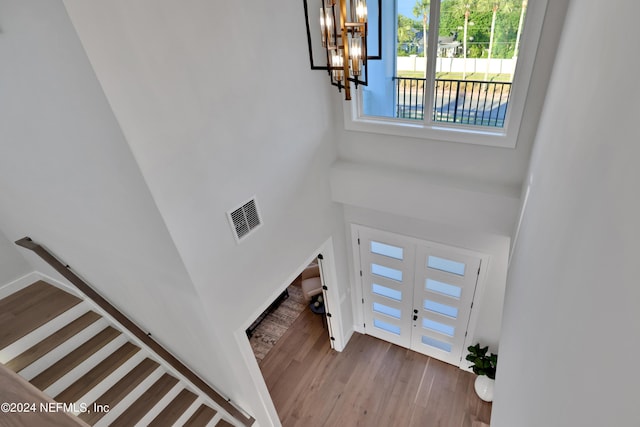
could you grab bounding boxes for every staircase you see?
[0,279,248,426]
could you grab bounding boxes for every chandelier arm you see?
[339,0,351,100]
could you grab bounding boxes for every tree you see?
[453,1,477,79]
[491,10,520,58]
[397,14,422,56]
[412,0,430,77]
[438,0,480,78]
[479,0,515,80]
[513,0,527,59]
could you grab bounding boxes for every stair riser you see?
[18,320,110,381]
[70,350,147,411]
[44,334,128,397]
[133,381,183,426]
[92,366,164,427]
[0,302,92,363]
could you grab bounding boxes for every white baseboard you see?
[0,270,84,300]
[0,272,42,300]
[34,271,84,297]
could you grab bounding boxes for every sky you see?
[398,0,418,19]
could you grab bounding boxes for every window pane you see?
[371,263,403,282]
[370,241,403,260]
[427,255,465,276]
[424,299,458,318]
[373,302,402,319]
[372,283,402,301]
[426,279,461,299]
[362,0,431,119]
[422,318,455,337]
[374,319,401,335]
[421,335,452,352]
[361,0,528,129]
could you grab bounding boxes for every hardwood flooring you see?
[0,281,82,349]
[259,307,492,427]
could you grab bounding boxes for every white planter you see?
[474,375,495,402]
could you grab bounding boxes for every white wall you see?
[331,160,521,236]
[0,0,231,408]
[62,1,349,424]
[0,230,31,285]
[492,1,640,426]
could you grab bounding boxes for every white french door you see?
[357,226,482,366]
[360,230,416,349]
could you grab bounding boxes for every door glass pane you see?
[370,241,404,260]
[373,302,401,319]
[427,255,465,276]
[424,299,458,318]
[422,318,455,337]
[374,319,401,335]
[371,263,403,282]
[421,336,452,352]
[426,279,461,299]
[372,283,402,301]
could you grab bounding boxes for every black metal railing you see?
[393,77,512,127]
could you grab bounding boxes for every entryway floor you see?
[259,305,492,426]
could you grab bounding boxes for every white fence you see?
[397,56,516,75]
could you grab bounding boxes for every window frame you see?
[343,0,549,148]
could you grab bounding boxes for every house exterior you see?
[0,1,638,426]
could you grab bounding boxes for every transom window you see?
[344,0,547,148]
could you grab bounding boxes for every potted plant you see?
[466,343,498,402]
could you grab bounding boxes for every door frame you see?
[234,236,344,427]
[350,224,490,369]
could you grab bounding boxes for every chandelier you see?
[303,0,381,100]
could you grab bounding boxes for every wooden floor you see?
[259,307,492,427]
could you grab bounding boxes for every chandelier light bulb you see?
[356,0,367,22]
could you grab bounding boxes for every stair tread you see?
[6,311,102,373]
[0,281,82,349]
[147,388,198,427]
[79,357,160,424]
[183,404,218,427]
[216,419,235,427]
[55,341,140,403]
[110,373,179,426]
[0,281,58,312]
[30,326,120,390]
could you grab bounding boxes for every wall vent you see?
[227,197,262,242]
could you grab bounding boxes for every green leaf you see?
[466,343,498,376]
